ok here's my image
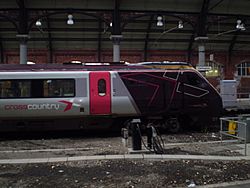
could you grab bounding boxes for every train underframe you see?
[0,113,218,133]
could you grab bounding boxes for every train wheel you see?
[165,118,181,133]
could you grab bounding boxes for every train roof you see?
[132,61,195,69]
[0,63,147,72]
[135,61,191,66]
[0,62,195,72]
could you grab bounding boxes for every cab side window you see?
[186,72,207,88]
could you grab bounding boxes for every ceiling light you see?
[240,24,246,31]
[157,15,163,27]
[67,14,74,25]
[35,19,42,27]
[178,20,183,29]
[236,19,245,31]
[236,19,242,29]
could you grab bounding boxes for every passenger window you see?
[0,80,31,98]
[0,79,75,98]
[43,79,75,97]
[98,79,106,96]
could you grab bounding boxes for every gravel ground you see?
[0,131,249,187]
[0,131,242,158]
[0,159,250,188]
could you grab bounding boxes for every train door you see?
[89,71,111,115]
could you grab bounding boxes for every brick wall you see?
[2,49,250,88]
[148,50,187,62]
[3,49,249,65]
[54,50,97,64]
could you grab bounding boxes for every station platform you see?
[224,98,250,112]
[236,98,250,110]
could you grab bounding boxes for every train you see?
[0,62,223,132]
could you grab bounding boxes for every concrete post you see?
[194,36,208,69]
[20,40,27,65]
[113,42,120,62]
[198,44,205,67]
[17,34,29,64]
[110,35,123,63]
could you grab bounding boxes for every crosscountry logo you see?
[59,100,73,112]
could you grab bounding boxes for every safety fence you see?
[220,116,248,156]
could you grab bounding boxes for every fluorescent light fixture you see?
[27,61,35,64]
[178,20,183,29]
[35,19,42,27]
[67,14,74,25]
[70,60,82,64]
[157,15,163,27]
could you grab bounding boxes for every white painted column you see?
[198,44,205,67]
[110,35,123,63]
[17,34,29,64]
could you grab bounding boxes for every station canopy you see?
[0,0,249,55]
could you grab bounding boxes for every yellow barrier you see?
[228,120,237,135]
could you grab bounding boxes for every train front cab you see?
[177,70,223,130]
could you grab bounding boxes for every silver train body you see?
[0,63,223,132]
[0,69,141,131]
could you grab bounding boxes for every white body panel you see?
[0,71,89,119]
[0,71,139,119]
[111,72,139,115]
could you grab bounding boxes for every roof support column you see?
[17,0,29,64]
[195,0,210,67]
[111,0,122,62]
[228,30,239,65]
[98,19,102,62]
[187,33,195,63]
[144,15,153,62]
[46,16,53,64]
[0,37,3,63]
